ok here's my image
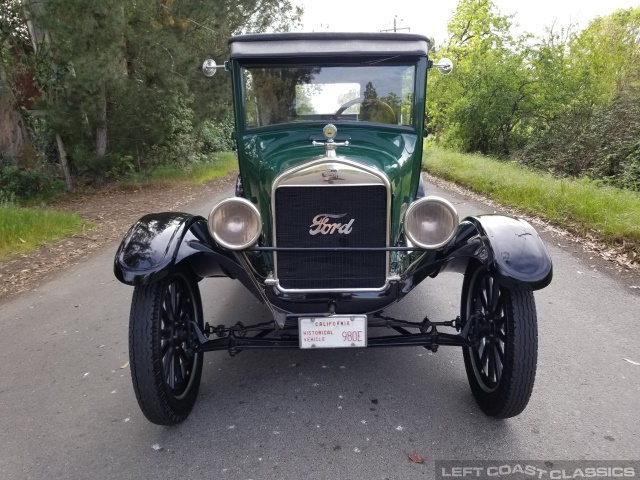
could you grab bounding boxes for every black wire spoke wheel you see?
[461,262,538,418]
[468,271,506,392]
[129,269,204,425]
[160,277,198,399]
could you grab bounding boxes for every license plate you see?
[299,316,367,349]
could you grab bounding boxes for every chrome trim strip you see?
[271,158,392,293]
[272,182,385,188]
[275,279,390,294]
[274,162,388,188]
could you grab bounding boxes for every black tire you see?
[129,269,204,425]
[461,261,538,418]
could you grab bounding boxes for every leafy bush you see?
[427,4,640,191]
[517,88,640,190]
[0,190,16,206]
[106,155,136,180]
[618,142,640,190]
[198,118,235,153]
[68,142,138,185]
[0,165,65,200]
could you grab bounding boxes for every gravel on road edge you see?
[0,173,237,304]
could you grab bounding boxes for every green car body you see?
[114,33,553,425]
[231,63,428,253]
[235,124,423,267]
[116,32,553,305]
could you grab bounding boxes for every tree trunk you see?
[0,62,26,162]
[95,83,107,156]
[56,133,73,191]
[22,0,73,190]
[21,0,46,51]
[502,125,511,156]
[0,100,26,162]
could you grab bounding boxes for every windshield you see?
[242,64,416,128]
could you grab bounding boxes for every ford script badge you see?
[309,213,354,235]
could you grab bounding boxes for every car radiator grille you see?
[274,185,387,290]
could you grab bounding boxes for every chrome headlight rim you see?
[208,197,262,250]
[404,196,459,249]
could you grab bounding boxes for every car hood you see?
[237,124,424,245]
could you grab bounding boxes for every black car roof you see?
[228,32,430,59]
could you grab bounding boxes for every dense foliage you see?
[427,1,640,190]
[0,0,301,195]
[3,0,640,195]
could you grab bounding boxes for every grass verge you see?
[0,205,92,259]
[0,152,235,260]
[423,146,640,257]
[124,152,238,187]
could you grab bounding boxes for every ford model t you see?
[114,33,553,425]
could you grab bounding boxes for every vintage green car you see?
[114,32,553,425]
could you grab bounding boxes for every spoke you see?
[175,289,184,323]
[493,345,503,381]
[494,295,505,317]
[161,340,171,356]
[182,297,193,322]
[165,348,175,389]
[497,330,507,343]
[479,291,489,313]
[161,308,170,325]
[179,300,192,324]
[170,282,178,316]
[486,343,496,381]
[484,275,493,309]
[480,341,489,366]
[173,350,183,386]
[490,281,500,313]
[177,348,189,381]
[163,346,172,372]
[163,289,175,324]
[177,346,191,367]
[495,340,505,363]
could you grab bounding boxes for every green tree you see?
[28,0,302,183]
[427,0,535,155]
[0,0,30,161]
[519,7,640,186]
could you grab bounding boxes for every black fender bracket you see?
[438,214,553,291]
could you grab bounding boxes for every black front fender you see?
[437,215,553,291]
[113,212,252,289]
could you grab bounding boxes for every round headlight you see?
[404,196,458,249]
[208,198,262,250]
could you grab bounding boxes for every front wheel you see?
[461,262,538,418]
[129,269,204,425]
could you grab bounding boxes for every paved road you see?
[1,178,638,480]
